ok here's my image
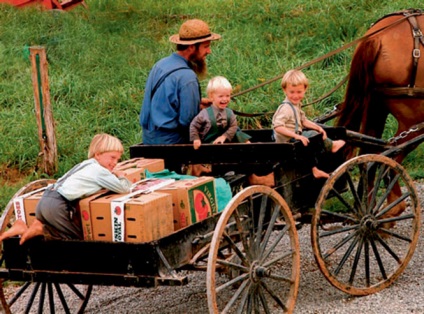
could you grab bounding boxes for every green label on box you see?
[189,180,217,223]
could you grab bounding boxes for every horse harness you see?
[376,9,424,98]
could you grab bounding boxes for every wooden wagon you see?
[0,126,421,313]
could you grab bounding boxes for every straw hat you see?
[169,19,221,45]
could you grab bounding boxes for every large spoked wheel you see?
[207,185,300,313]
[0,179,93,313]
[312,154,420,295]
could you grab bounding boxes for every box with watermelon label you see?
[156,176,217,231]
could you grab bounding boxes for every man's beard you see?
[188,55,208,80]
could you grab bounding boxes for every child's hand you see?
[318,127,327,140]
[297,135,310,146]
[193,139,202,150]
[112,169,126,177]
[213,135,226,144]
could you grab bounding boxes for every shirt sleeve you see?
[94,166,132,194]
[178,77,201,128]
[190,111,204,141]
[272,104,291,128]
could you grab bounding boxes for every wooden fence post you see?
[29,46,58,176]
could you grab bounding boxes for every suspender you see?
[282,101,301,135]
[150,67,189,100]
[54,161,92,189]
[203,107,232,143]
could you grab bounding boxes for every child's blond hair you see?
[281,69,309,89]
[206,76,232,97]
[88,133,124,158]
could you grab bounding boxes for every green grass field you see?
[0,0,422,211]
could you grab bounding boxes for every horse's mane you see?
[336,38,381,133]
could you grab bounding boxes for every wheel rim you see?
[0,179,93,313]
[207,185,300,313]
[312,154,420,295]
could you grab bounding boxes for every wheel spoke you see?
[216,258,249,272]
[25,282,41,314]
[349,236,364,284]
[260,224,290,263]
[233,208,253,262]
[223,231,250,267]
[258,288,272,314]
[345,171,364,215]
[222,279,250,313]
[48,283,55,314]
[322,209,359,223]
[259,204,281,257]
[37,283,46,314]
[368,163,389,211]
[216,273,250,293]
[259,281,287,311]
[328,187,359,215]
[319,224,358,238]
[263,250,294,269]
[8,281,31,307]
[323,231,357,259]
[334,235,360,276]
[364,238,370,287]
[378,228,412,242]
[54,283,71,314]
[375,235,402,264]
[373,174,401,215]
[370,238,387,280]
[375,192,410,219]
[254,194,268,257]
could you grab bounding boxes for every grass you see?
[0,0,422,211]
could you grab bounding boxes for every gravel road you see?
[4,183,424,313]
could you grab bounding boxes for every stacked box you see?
[156,177,218,231]
[115,158,165,183]
[13,190,45,226]
[90,192,173,242]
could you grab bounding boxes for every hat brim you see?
[169,33,221,45]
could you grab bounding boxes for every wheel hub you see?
[250,261,270,282]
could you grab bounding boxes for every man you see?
[140,19,221,145]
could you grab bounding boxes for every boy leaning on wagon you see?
[0,134,132,244]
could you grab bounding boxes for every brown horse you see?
[336,9,424,223]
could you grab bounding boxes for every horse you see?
[336,8,424,224]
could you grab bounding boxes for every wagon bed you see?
[0,125,421,313]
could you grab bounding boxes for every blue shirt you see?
[140,53,201,144]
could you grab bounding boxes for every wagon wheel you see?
[207,185,300,313]
[0,179,93,313]
[312,154,420,296]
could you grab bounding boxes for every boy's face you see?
[283,83,307,105]
[95,151,122,172]
[210,87,231,110]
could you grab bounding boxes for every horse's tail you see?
[336,38,381,132]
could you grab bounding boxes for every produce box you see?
[90,192,173,242]
[13,190,45,227]
[156,176,218,231]
[115,158,165,183]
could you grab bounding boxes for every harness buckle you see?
[413,28,423,38]
[413,48,421,58]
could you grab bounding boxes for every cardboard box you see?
[157,177,218,231]
[90,192,173,242]
[13,185,51,226]
[22,191,44,226]
[115,158,165,184]
[78,189,110,240]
